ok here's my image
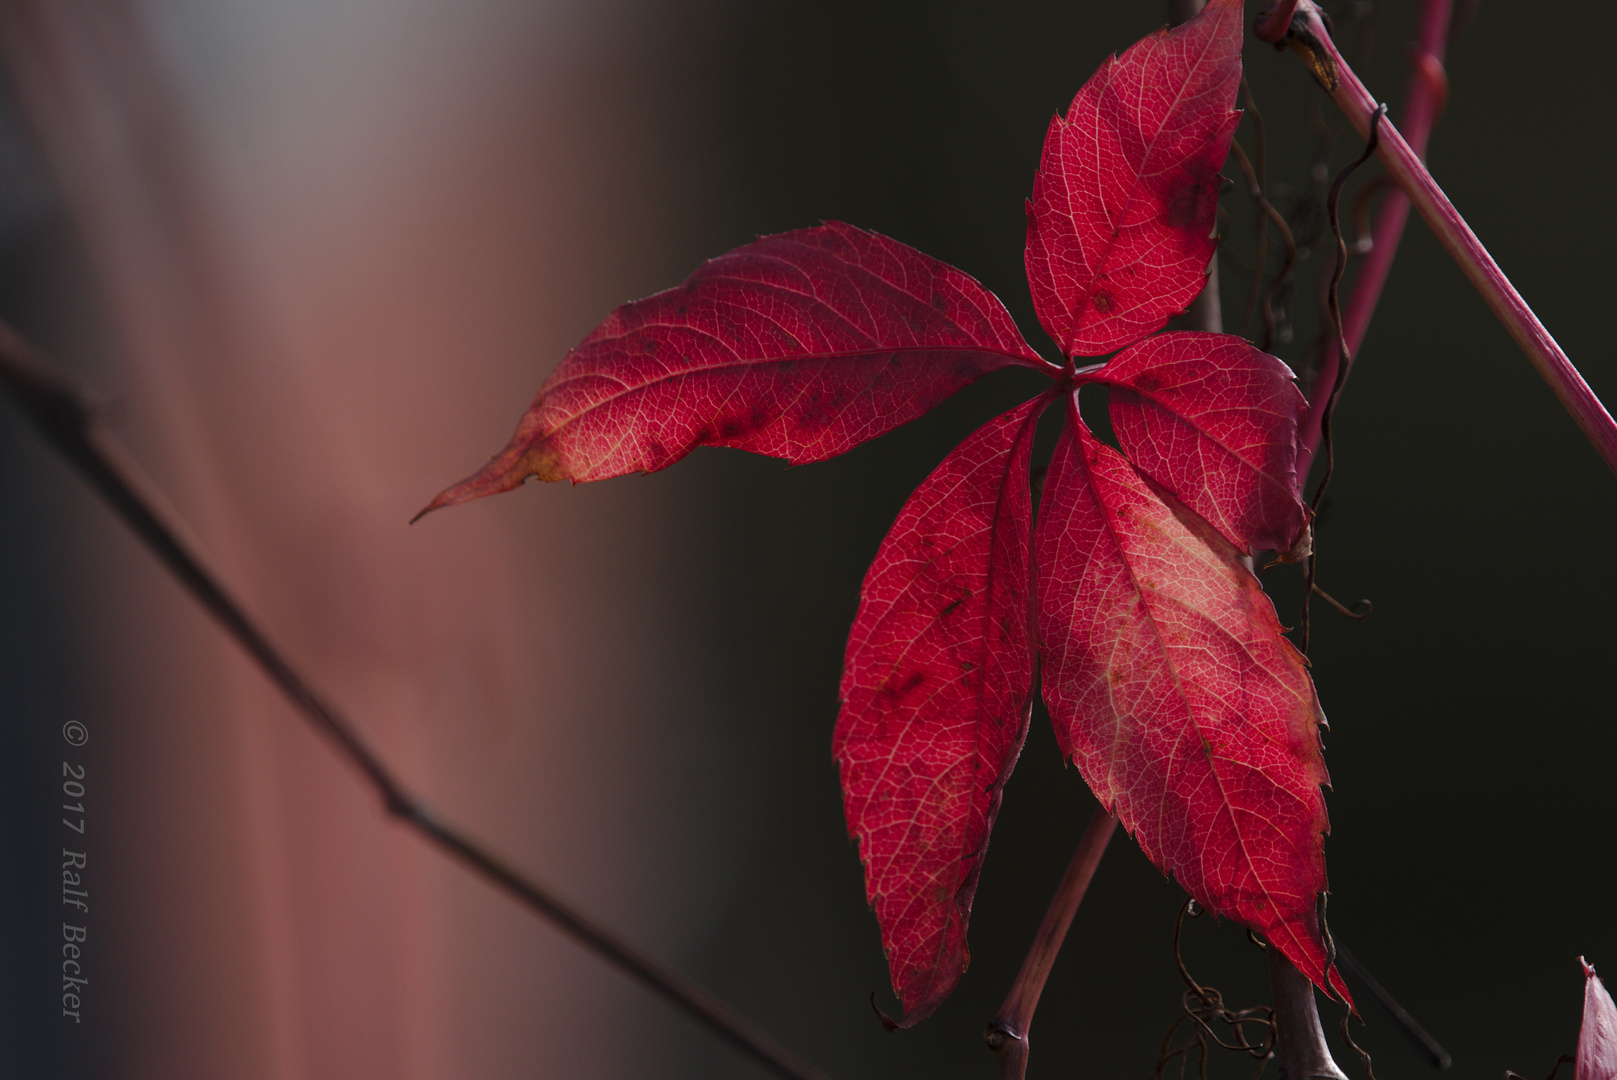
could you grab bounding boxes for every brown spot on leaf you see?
[1166,175,1212,228]
[879,669,926,702]
[519,441,570,483]
[1092,290,1115,314]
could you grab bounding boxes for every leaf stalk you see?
[985,806,1119,1080]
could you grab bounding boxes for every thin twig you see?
[1176,903,1277,1056]
[1319,898,1377,1080]
[1235,79,1272,336]
[1291,0,1617,480]
[1228,138,1297,353]
[1298,0,1455,472]
[984,807,1119,1080]
[1335,947,1451,1069]
[0,319,834,1080]
[1504,1054,1576,1080]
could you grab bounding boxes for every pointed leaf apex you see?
[412,440,564,523]
[1579,957,1617,1080]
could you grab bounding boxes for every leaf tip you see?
[868,993,902,1033]
[1580,956,1617,1080]
[409,481,485,525]
[412,442,563,523]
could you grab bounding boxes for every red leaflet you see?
[834,396,1043,1026]
[1035,396,1345,1001]
[1580,958,1617,1080]
[418,223,1049,515]
[1098,332,1310,557]
[1024,0,1242,357]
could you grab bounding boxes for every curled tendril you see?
[1504,1055,1577,1080]
[1311,583,1372,620]
[1300,102,1387,655]
[1153,899,1279,1080]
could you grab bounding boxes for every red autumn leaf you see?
[418,222,1050,516]
[427,0,1348,1024]
[833,395,1043,1026]
[1580,958,1617,1080]
[1024,0,1242,357]
[1098,331,1310,557]
[1034,395,1347,1002]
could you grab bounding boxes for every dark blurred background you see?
[0,1,1612,1078]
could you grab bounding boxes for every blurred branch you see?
[1336,947,1451,1070]
[0,318,835,1080]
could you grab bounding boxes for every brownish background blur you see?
[0,1,1612,1078]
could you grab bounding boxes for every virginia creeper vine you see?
[3,1,1612,1077]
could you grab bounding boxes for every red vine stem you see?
[1254,0,1301,44]
[1293,0,1617,479]
[1298,0,1452,472]
[985,807,1119,1079]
